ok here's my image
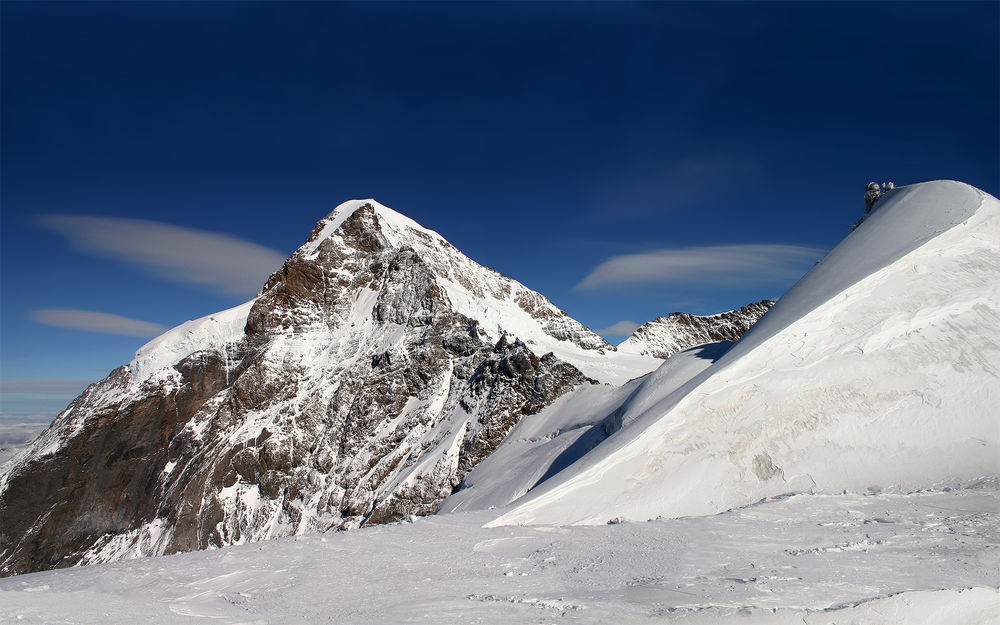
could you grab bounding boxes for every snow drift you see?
[490,180,1000,526]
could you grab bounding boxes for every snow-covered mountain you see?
[0,199,663,575]
[618,300,775,359]
[484,180,999,527]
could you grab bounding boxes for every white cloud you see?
[31,308,169,337]
[0,422,50,463]
[595,320,641,336]
[576,244,823,291]
[38,215,287,295]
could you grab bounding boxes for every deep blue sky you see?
[2,1,997,419]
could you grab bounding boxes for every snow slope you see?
[1,486,996,624]
[490,180,999,526]
[440,342,731,513]
[129,300,256,383]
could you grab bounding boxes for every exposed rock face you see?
[617,301,775,360]
[0,200,608,576]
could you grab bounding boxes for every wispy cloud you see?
[0,421,49,442]
[31,309,168,337]
[0,379,93,395]
[0,423,49,462]
[576,244,823,291]
[37,215,286,295]
[595,320,641,336]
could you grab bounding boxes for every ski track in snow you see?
[0,487,997,624]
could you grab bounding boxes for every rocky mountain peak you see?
[617,300,776,360]
[249,199,613,354]
[0,199,643,576]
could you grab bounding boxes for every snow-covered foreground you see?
[1,486,997,624]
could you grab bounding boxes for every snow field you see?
[0,487,996,624]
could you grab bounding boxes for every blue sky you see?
[2,1,997,420]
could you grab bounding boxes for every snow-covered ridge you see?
[489,180,1000,526]
[129,299,256,383]
[440,341,732,514]
[617,300,774,359]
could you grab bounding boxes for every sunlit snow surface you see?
[492,181,999,526]
[440,341,732,514]
[1,487,996,624]
[129,300,256,383]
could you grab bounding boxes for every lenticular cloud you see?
[575,244,823,290]
[38,215,287,296]
[31,308,168,337]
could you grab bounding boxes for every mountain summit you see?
[0,200,664,575]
